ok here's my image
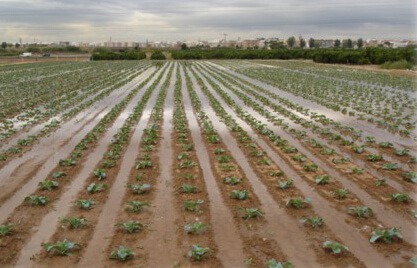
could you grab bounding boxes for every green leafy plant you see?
[60,217,87,229]
[52,171,66,179]
[93,169,107,180]
[223,177,242,185]
[125,200,150,213]
[314,175,330,185]
[301,216,323,228]
[25,195,48,206]
[116,220,144,233]
[292,154,307,162]
[179,184,198,193]
[38,180,59,191]
[217,155,231,163]
[129,184,151,194]
[283,146,297,154]
[183,199,204,212]
[76,199,94,210]
[184,222,206,234]
[87,183,106,193]
[380,163,398,171]
[352,145,365,154]
[378,142,393,148]
[375,179,386,186]
[135,161,152,169]
[207,135,220,143]
[239,207,264,219]
[402,172,417,183]
[303,163,318,172]
[230,189,249,200]
[214,148,225,154]
[42,239,80,256]
[0,223,14,236]
[348,206,373,218]
[351,167,364,174]
[109,246,134,261]
[367,154,383,162]
[333,188,349,199]
[395,148,409,156]
[265,259,294,268]
[59,158,76,167]
[286,197,311,209]
[389,193,410,202]
[370,228,403,243]
[187,245,210,261]
[322,241,348,254]
[277,179,293,189]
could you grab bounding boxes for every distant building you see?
[317,39,334,48]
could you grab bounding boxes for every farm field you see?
[0,60,416,268]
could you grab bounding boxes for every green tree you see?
[357,38,364,48]
[308,38,315,48]
[1,42,7,49]
[287,36,296,48]
[334,39,341,48]
[181,43,188,50]
[299,38,306,48]
[342,39,353,48]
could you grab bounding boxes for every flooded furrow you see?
[190,63,402,267]
[189,66,322,267]
[181,65,246,267]
[12,65,164,267]
[76,63,171,268]
[206,61,416,149]
[0,68,159,223]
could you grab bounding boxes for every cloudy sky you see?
[0,0,416,43]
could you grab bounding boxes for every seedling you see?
[0,223,14,236]
[179,184,198,193]
[380,163,398,171]
[101,160,115,168]
[286,197,311,209]
[223,177,242,185]
[402,172,417,183]
[303,163,318,172]
[389,193,410,203]
[109,246,134,261]
[42,239,80,256]
[76,199,94,210]
[59,158,76,167]
[265,259,293,268]
[93,169,107,180]
[379,142,393,148]
[187,245,210,261]
[25,195,48,206]
[322,241,348,254]
[87,183,106,193]
[375,179,386,186]
[283,146,297,154]
[60,217,87,229]
[178,160,197,168]
[351,167,364,174]
[239,207,264,219]
[38,180,59,191]
[125,201,150,213]
[370,228,403,244]
[184,222,206,234]
[314,175,330,185]
[333,189,349,199]
[269,170,284,177]
[367,154,383,162]
[129,184,151,194]
[395,148,409,156]
[277,179,293,189]
[135,161,152,169]
[301,216,323,228]
[348,206,373,218]
[207,135,220,143]
[352,145,365,154]
[52,171,66,179]
[214,148,225,154]
[116,220,144,233]
[320,148,335,155]
[183,199,204,212]
[177,153,189,160]
[217,155,231,163]
[230,190,249,200]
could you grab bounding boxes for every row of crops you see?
[0,60,415,267]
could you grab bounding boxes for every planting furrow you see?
[0,68,160,219]
[170,65,222,267]
[197,63,417,207]
[187,65,326,267]
[12,64,161,268]
[181,65,246,267]
[190,63,413,267]
[76,63,171,268]
[206,61,416,149]
[0,66,165,266]
[0,65,154,165]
